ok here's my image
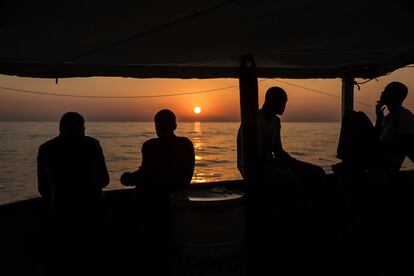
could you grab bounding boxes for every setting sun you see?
[194,106,201,114]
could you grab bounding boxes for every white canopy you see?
[1,0,413,79]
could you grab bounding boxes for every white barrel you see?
[170,188,245,276]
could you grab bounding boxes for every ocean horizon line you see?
[0,120,341,123]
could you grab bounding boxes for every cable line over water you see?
[0,78,373,107]
[272,79,374,107]
[0,85,240,99]
[0,79,270,99]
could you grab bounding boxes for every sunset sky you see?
[1,66,413,122]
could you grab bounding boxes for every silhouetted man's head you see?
[154,109,177,138]
[263,87,288,116]
[380,82,408,111]
[59,112,85,135]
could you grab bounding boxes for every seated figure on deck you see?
[120,109,195,195]
[120,109,194,275]
[334,81,414,173]
[237,87,325,191]
[38,111,109,214]
[237,87,325,249]
[37,111,110,276]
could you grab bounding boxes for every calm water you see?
[1,121,412,205]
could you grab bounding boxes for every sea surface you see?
[1,121,413,205]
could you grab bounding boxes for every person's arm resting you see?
[401,133,414,163]
[120,142,148,187]
[95,142,110,188]
[120,170,144,187]
[37,153,50,199]
[272,131,296,165]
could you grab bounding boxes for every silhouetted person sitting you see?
[121,109,195,195]
[37,112,109,276]
[120,109,194,275]
[237,87,325,249]
[238,87,325,190]
[334,82,414,173]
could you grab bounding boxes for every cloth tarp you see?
[1,0,413,79]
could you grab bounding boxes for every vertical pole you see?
[341,77,354,119]
[239,55,260,276]
[239,55,259,187]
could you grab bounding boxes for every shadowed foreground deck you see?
[1,172,414,276]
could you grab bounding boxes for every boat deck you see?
[1,172,414,275]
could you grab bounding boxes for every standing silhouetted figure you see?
[335,81,414,173]
[120,109,195,275]
[37,112,109,276]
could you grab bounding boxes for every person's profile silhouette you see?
[237,87,325,190]
[334,81,414,173]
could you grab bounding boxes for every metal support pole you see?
[341,77,354,119]
[239,55,260,275]
[239,55,259,185]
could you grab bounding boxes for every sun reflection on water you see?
[194,121,201,134]
[192,172,208,183]
[192,122,208,183]
[194,142,204,149]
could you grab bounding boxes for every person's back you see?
[379,106,414,169]
[121,109,195,196]
[120,109,194,276]
[36,112,109,276]
[38,134,109,214]
[138,135,194,195]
